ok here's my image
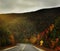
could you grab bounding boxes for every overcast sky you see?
[0,0,60,13]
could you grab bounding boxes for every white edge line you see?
[33,46,45,51]
[3,46,17,51]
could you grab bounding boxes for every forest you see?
[0,7,60,50]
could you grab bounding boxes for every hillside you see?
[0,7,60,32]
[0,7,60,50]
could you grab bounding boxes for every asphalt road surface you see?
[2,44,45,51]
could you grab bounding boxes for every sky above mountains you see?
[0,0,60,13]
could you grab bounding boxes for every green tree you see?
[7,17,36,43]
[55,17,60,39]
[0,27,10,47]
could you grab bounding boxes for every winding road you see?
[2,44,45,51]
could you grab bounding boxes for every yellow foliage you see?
[24,38,29,42]
[49,24,54,31]
[9,34,15,45]
[30,36,37,44]
[40,40,44,46]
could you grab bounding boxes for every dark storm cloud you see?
[0,0,60,13]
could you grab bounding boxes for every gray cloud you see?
[0,0,60,13]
